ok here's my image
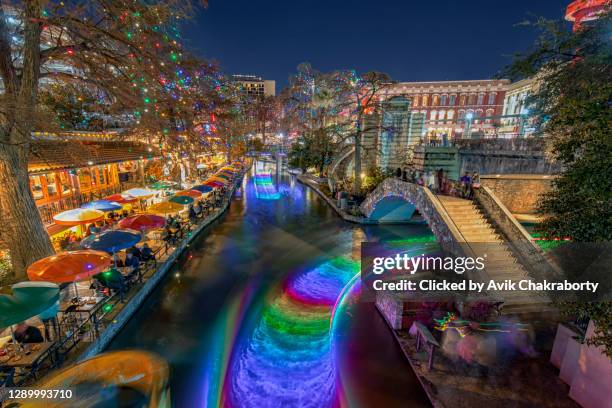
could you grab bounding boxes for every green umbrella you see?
[0,281,60,329]
[169,195,194,205]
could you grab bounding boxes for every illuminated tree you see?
[0,0,206,279]
[282,64,394,193]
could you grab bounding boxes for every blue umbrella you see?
[191,185,213,193]
[82,200,123,212]
[80,229,141,254]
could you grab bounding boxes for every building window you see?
[78,169,93,188]
[439,110,446,121]
[475,93,483,105]
[413,95,420,107]
[447,110,455,120]
[432,95,439,106]
[458,110,465,120]
[487,92,496,105]
[485,108,494,123]
[430,110,437,121]
[440,95,447,106]
[422,95,429,106]
[30,175,44,200]
[459,94,467,106]
[45,174,58,198]
[59,172,72,196]
[449,94,456,106]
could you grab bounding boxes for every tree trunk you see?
[0,143,54,280]
[353,131,362,194]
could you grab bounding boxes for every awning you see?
[28,140,162,174]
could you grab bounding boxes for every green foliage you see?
[561,302,612,359]
[361,166,393,195]
[506,12,612,242]
[288,130,336,175]
[507,12,612,357]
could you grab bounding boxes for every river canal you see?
[109,161,435,407]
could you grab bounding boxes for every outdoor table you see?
[0,342,54,372]
[59,296,104,313]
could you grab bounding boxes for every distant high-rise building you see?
[231,74,276,98]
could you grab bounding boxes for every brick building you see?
[383,79,510,140]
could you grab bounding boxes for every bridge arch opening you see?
[368,194,417,222]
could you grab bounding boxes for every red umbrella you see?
[204,181,224,188]
[105,193,138,204]
[27,250,112,283]
[118,214,166,232]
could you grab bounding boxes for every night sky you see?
[182,0,570,88]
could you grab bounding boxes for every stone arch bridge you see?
[360,178,558,315]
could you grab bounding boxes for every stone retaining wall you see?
[480,174,554,214]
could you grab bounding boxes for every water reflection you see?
[110,162,434,407]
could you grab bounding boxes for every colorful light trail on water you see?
[222,258,359,408]
[253,173,281,200]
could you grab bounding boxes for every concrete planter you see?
[551,320,612,408]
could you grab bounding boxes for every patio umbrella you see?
[123,188,155,199]
[214,174,231,180]
[80,229,141,254]
[191,185,213,193]
[53,208,105,226]
[32,350,170,407]
[118,214,165,232]
[169,195,194,205]
[81,200,122,212]
[150,181,178,190]
[218,170,234,176]
[175,189,202,198]
[207,177,229,185]
[104,193,138,204]
[27,250,112,284]
[147,202,184,215]
[204,181,224,188]
[0,282,60,329]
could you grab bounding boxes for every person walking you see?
[426,171,435,190]
[436,168,444,193]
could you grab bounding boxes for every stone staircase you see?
[437,195,552,316]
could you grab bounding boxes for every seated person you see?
[124,253,141,282]
[140,243,155,261]
[13,322,43,344]
[129,246,142,262]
